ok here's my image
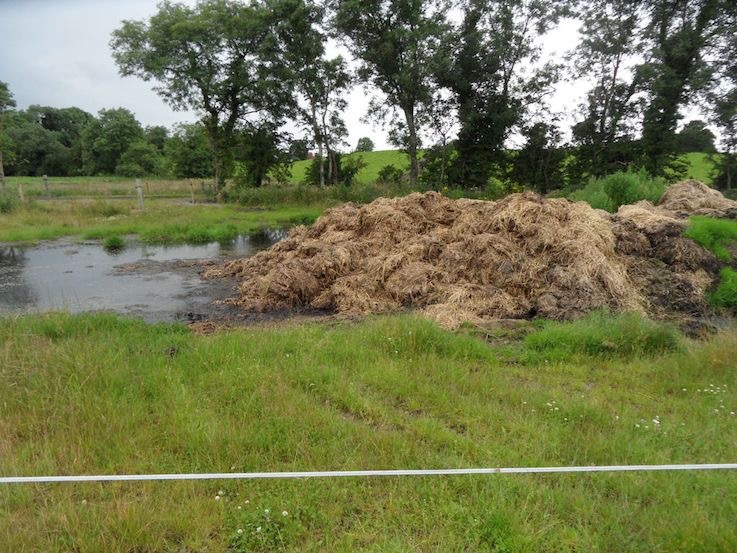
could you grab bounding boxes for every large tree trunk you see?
[403,105,419,188]
[310,103,325,187]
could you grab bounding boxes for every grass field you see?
[288,151,719,186]
[0,199,323,244]
[3,175,211,199]
[289,150,410,185]
[1,312,736,551]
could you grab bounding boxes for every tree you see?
[287,138,310,161]
[4,112,72,176]
[355,137,374,152]
[164,123,214,179]
[80,108,144,174]
[570,0,645,179]
[509,121,565,194]
[116,141,163,177]
[439,0,567,188]
[145,125,169,151]
[0,81,16,185]
[234,122,290,187]
[268,0,352,186]
[676,120,716,153]
[334,0,448,187]
[111,0,292,197]
[639,0,733,176]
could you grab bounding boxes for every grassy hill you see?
[288,150,719,186]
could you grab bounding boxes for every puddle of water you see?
[0,229,286,322]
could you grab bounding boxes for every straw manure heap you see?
[206,181,737,328]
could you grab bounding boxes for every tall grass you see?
[684,216,737,261]
[568,170,667,212]
[523,311,683,361]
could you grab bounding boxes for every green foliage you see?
[569,170,666,212]
[102,235,126,252]
[355,136,375,152]
[81,108,144,175]
[709,268,737,310]
[115,141,163,177]
[524,311,682,361]
[684,216,737,261]
[233,123,291,188]
[164,123,213,179]
[0,188,18,213]
[676,120,717,153]
[509,121,566,194]
[377,163,404,186]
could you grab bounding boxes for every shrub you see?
[523,311,682,361]
[709,268,737,310]
[568,169,667,212]
[0,188,19,214]
[684,216,737,261]
[377,164,404,186]
[103,235,126,252]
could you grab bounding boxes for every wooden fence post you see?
[135,178,144,210]
[43,174,49,198]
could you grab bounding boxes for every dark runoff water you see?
[0,229,286,322]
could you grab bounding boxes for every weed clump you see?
[684,216,737,261]
[569,170,666,212]
[523,311,682,360]
[709,268,737,310]
[103,235,126,252]
[0,188,19,214]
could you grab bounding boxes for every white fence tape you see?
[2,463,737,485]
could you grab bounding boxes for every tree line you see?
[2,0,737,194]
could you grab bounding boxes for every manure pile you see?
[206,180,735,328]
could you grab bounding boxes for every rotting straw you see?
[2,464,737,485]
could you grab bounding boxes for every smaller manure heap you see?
[206,181,735,328]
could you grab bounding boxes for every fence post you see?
[135,178,144,210]
[18,183,25,203]
[43,174,49,198]
[190,182,196,204]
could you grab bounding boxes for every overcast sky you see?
[1,0,610,150]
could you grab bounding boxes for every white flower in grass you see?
[282,510,288,517]
[256,526,262,533]
[215,495,221,501]
[264,509,270,514]
[245,499,250,505]
[237,529,243,535]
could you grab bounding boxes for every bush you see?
[709,268,737,310]
[684,216,737,261]
[377,164,404,186]
[103,235,126,252]
[0,188,19,214]
[523,311,682,361]
[568,169,667,212]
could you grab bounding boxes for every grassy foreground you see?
[0,199,323,244]
[1,312,736,551]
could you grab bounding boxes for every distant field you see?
[289,150,719,186]
[289,150,410,184]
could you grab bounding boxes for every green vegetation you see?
[709,268,737,310]
[568,170,667,212]
[0,199,323,245]
[1,312,736,551]
[0,187,18,213]
[684,216,737,261]
[102,235,126,252]
[289,150,410,185]
[524,311,682,362]
[682,152,720,184]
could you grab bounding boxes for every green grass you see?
[684,216,737,261]
[682,152,721,185]
[709,268,737,310]
[523,311,682,361]
[102,235,126,252]
[0,199,324,245]
[1,312,737,551]
[4,175,210,199]
[568,170,667,212]
[289,150,410,185]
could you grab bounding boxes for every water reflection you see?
[0,230,283,321]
